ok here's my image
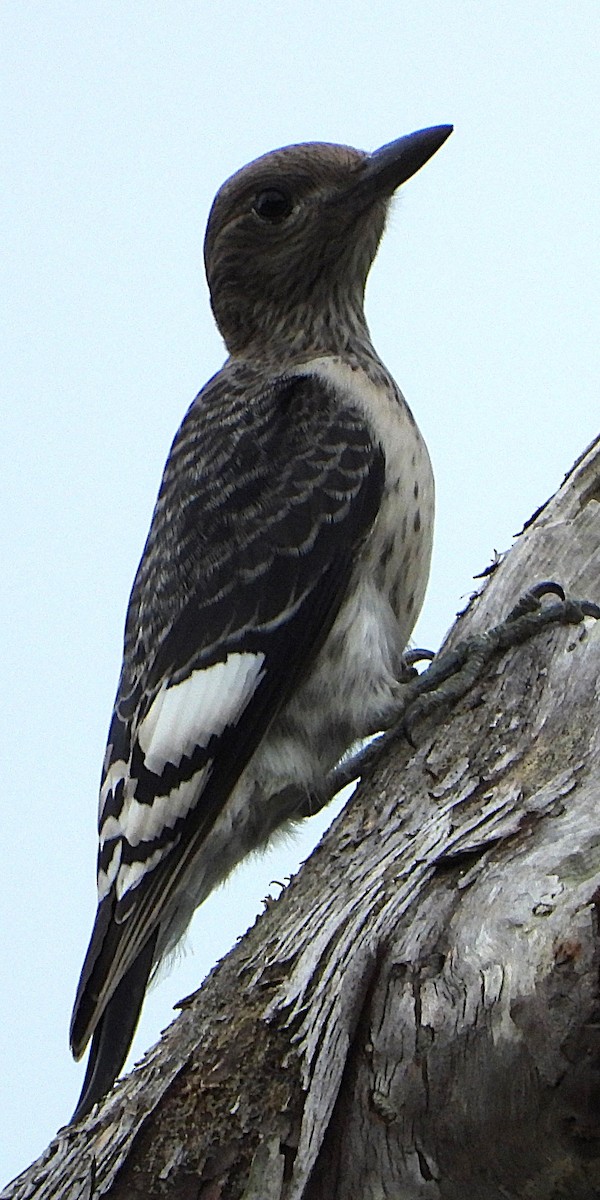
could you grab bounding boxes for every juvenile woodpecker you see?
[70,124,452,1122]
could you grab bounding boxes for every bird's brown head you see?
[204,126,452,360]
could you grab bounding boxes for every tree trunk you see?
[5,436,600,1200]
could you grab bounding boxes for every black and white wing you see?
[70,367,385,1119]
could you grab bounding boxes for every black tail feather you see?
[70,930,158,1124]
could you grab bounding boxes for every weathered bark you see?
[5,436,600,1200]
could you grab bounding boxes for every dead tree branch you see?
[5,436,600,1200]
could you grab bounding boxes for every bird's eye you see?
[252,187,293,224]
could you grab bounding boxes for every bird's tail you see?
[70,930,157,1124]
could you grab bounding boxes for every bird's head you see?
[204,126,452,360]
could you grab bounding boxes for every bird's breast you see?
[273,354,435,771]
[300,353,434,636]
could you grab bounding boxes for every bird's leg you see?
[311,582,600,811]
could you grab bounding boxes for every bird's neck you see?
[225,293,381,373]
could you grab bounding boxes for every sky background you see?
[1,1,599,1184]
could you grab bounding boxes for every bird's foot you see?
[400,580,599,744]
[324,581,599,798]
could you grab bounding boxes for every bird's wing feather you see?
[71,367,385,1058]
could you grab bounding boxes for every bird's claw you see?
[506,579,565,620]
[400,580,599,747]
[398,647,436,682]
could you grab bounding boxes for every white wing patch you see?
[115,840,178,902]
[121,765,212,848]
[137,651,266,773]
[97,841,123,902]
[98,757,128,823]
[98,766,212,902]
[96,652,267,903]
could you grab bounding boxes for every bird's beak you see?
[359,125,453,199]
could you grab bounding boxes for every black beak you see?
[361,124,453,198]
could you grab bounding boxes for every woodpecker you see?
[70,124,452,1122]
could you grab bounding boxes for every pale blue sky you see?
[1,1,599,1184]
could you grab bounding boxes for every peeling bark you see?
[4,436,600,1200]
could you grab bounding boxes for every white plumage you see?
[137,652,266,771]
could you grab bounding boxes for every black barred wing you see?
[71,368,384,1062]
